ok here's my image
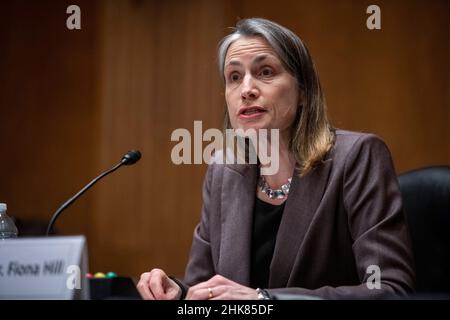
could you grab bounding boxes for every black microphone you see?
[121,149,141,165]
[46,150,142,236]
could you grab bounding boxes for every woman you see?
[137,18,415,300]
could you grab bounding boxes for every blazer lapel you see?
[268,159,333,288]
[218,164,257,286]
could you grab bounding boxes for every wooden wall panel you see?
[92,0,226,277]
[0,0,99,236]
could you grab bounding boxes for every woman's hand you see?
[137,268,181,300]
[186,275,258,300]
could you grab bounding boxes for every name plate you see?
[0,236,89,300]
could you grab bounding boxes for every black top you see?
[250,197,285,289]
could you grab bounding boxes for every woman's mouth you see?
[238,106,267,119]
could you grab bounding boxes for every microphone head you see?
[121,150,142,165]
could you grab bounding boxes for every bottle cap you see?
[0,203,6,211]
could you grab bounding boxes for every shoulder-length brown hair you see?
[218,18,334,176]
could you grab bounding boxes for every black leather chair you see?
[398,166,450,296]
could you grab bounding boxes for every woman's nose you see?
[241,76,259,101]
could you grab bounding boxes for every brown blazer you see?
[183,130,415,299]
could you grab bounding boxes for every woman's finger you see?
[136,272,156,300]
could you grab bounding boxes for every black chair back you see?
[398,166,450,295]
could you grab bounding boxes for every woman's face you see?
[224,36,300,138]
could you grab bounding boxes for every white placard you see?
[0,236,89,300]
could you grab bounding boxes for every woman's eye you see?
[229,73,241,82]
[260,67,273,77]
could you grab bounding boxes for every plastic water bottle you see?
[0,203,18,239]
